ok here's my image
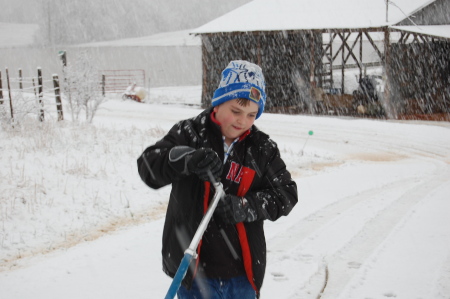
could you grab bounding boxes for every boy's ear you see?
[213,106,219,113]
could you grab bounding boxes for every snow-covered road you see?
[1,89,449,298]
[255,111,450,298]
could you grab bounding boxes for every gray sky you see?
[0,0,252,44]
[0,0,251,26]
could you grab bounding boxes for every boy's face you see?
[213,98,259,144]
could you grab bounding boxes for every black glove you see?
[169,146,222,182]
[187,148,222,181]
[215,194,252,224]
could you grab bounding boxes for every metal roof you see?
[391,25,450,39]
[191,0,436,34]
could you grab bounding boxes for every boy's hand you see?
[169,146,222,181]
[215,195,254,224]
[187,148,222,182]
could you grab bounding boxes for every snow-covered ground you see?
[1,86,450,299]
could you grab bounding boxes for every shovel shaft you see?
[164,252,193,299]
[186,182,224,255]
[164,182,224,299]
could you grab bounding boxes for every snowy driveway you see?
[1,92,449,298]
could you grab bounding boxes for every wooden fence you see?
[0,67,64,123]
[0,67,145,124]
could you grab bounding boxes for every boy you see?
[137,60,298,298]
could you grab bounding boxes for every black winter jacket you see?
[137,107,298,292]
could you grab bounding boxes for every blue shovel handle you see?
[163,182,224,299]
[164,252,194,299]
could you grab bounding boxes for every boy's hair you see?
[236,98,251,107]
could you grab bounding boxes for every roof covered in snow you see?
[76,30,201,48]
[391,25,450,39]
[191,0,436,34]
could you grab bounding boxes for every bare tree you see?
[63,51,104,123]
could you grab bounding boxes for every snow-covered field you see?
[1,86,450,298]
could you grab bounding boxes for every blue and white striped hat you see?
[212,60,266,119]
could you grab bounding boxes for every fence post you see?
[0,70,3,104]
[32,78,37,98]
[58,50,72,108]
[53,74,64,121]
[19,68,23,91]
[37,67,44,121]
[6,68,14,122]
[102,74,106,97]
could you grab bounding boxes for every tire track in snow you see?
[319,161,450,298]
[335,177,450,299]
[267,177,417,253]
[263,177,421,298]
[263,158,449,298]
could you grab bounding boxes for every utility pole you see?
[386,0,389,22]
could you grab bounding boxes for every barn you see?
[191,0,450,119]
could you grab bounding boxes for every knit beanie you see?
[211,60,266,119]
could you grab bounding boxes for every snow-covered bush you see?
[0,90,43,128]
[62,51,104,123]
